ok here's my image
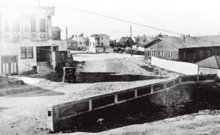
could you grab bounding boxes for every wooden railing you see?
[47,74,217,132]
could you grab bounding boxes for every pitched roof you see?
[52,26,62,32]
[144,35,220,49]
[118,37,130,43]
[91,34,109,37]
[196,55,220,69]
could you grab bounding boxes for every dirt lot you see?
[1,53,219,135]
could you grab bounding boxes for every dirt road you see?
[3,54,218,135]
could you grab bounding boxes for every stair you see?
[37,62,53,73]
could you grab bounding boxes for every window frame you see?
[31,18,36,32]
[13,18,20,32]
[21,47,34,59]
[4,19,9,32]
[39,18,46,32]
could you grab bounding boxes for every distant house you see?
[118,37,134,48]
[144,35,220,63]
[196,55,220,74]
[52,26,61,40]
[134,35,154,46]
[67,39,77,50]
[110,40,117,47]
[71,35,87,50]
[90,34,110,47]
[89,34,110,53]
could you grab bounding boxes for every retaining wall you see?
[151,56,198,75]
[47,74,217,132]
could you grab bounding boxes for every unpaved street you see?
[1,54,219,135]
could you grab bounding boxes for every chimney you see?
[183,35,185,42]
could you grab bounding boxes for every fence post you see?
[179,76,182,83]
[151,85,153,93]
[135,89,137,97]
[47,105,54,132]
[89,99,92,111]
[197,75,199,82]
[114,94,118,103]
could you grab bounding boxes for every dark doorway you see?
[37,46,51,62]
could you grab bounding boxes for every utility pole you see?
[130,25,133,56]
[66,27,68,41]
[38,0,41,6]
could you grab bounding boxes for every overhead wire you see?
[42,0,181,36]
[42,0,220,45]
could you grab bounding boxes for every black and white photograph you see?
[1,0,220,134]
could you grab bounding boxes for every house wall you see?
[99,35,110,47]
[52,40,67,51]
[52,31,61,40]
[145,41,179,61]
[151,56,198,75]
[199,67,219,74]
[72,37,87,50]
[89,37,96,53]
[179,46,220,63]
[0,6,55,75]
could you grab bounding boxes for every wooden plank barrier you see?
[47,74,217,132]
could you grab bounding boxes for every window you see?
[21,47,33,59]
[193,53,196,59]
[80,42,82,45]
[28,47,33,58]
[169,52,173,58]
[13,18,20,32]
[148,51,150,56]
[200,51,203,59]
[4,19,9,32]
[207,50,211,57]
[183,52,186,60]
[21,47,27,59]
[39,18,46,32]
[214,49,218,55]
[31,18,36,32]
[101,42,103,45]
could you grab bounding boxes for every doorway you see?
[37,46,51,62]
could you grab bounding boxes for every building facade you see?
[52,26,61,40]
[90,34,110,47]
[0,6,55,74]
[71,35,87,50]
[144,35,220,63]
[118,37,134,48]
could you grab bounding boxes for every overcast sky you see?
[1,0,220,39]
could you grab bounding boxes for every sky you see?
[1,0,220,39]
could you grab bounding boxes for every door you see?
[1,55,18,75]
[37,46,51,62]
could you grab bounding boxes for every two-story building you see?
[71,35,87,50]
[88,34,110,53]
[0,6,56,74]
[90,34,110,47]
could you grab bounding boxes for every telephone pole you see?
[38,0,41,6]
[66,27,68,41]
[130,25,133,56]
